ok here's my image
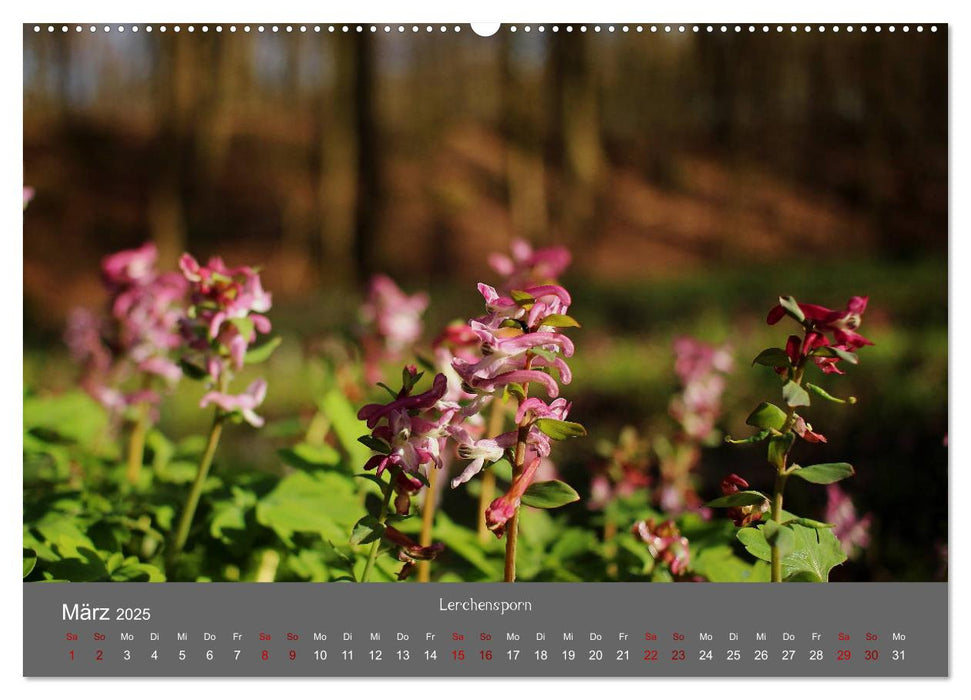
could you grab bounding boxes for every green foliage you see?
[245,336,283,364]
[789,462,855,484]
[746,402,787,431]
[706,491,768,508]
[521,480,580,509]
[736,520,847,582]
[777,296,805,324]
[752,348,791,368]
[541,314,581,328]
[534,418,587,440]
[782,380,811,408]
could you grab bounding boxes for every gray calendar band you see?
[23,582,947,677]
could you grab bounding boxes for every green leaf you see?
[782,525,847,581]
[789,462,855,484]
[504,382,526,401]
[357,435,391,453]
[521,480,580,509]
[179,358,210,381]
[227,316,255,339]
[811,345,859,365]
[736,526,772,562]
[375,383,398,399]
[767,432,795,469]
[23,548,37,578]
[318,389,371,468]
[725,430,770,445]
[805,383,854,404]
[737,521,847,581]
[510,289,534,305]
[354,473,386,490]
[349,515,386,546]
[540,313,581,328]
[778,296,805,323]
[746,402,787,431]
[277,443,342,470]
[782,381,811,407]
[705,491,768,508]
[763,521,796,557]
[691,545,768,583]
[402,367,424,392]
[110,559,166,582]
[752,348,792,368]
[256,472,361,547]
[529,346,559,362]
[244,336,282,364]
[782,517,835,530]
[534,418,587,440]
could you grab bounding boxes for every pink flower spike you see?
[469,368,560,398]
[199,379,268,427]
[486,457,543,537]
[138,357,182,384]
[488,238,571,288]
[102,243,158,287]
[357,374,449,428]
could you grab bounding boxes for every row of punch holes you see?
[33,24,939,35]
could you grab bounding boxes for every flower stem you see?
[504,424,529,583]
[362,476,394,583]
[125,401,151,485]
[417,466,439,582]
[168,409,225,568]
[478,398,506,542]
[770,362,804,583]
[770,470,787,583]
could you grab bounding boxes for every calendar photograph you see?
[23,24,947,590]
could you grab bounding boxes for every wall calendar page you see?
[18,12,951,687]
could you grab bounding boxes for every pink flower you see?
[668,337,732,442]
[488,238,571,290]
[792,415,827,443]
[179,253,272,381]
[451,283,575,400]
[825,484,872,558]
[358,373,450,429]
[448,427,515,487]
[23,187,34,209]
[586,426,651,510]
[632,519,691,576]
[485,457,543,537]
[721,474,767,527]
[358,373,454,478]
[66,244,188,415]
[383,525,445,580]
[767,296,873,351]
[200,379,268,427]
[359,275,428,383]
[103,243,159,288]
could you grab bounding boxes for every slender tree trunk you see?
[352,33,381,285]
[548,30,604,244]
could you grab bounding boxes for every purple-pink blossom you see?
[632,519,691,576]
[360,274,428,384]
[668,337,732,442]
[825,484,872,558]
[357,372,454,479]
[200,379,268,427]
[488,238,571,290]
[485,457,543,537]
[179,253,272,383]
[65,243,188,415]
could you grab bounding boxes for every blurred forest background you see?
[23,26,947,581]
